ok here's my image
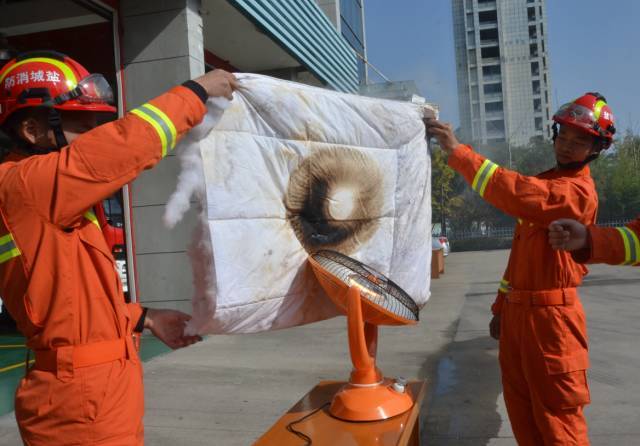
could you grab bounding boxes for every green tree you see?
[512,137,556,176]
[431,148,463,235]
[592,131,640,221]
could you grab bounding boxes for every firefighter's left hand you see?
[424,118,460,154]
[548,219,588,251]
[145,308,203,349]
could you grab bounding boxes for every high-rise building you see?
[452,0,553,147]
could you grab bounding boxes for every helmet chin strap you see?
[48,108,68,149]
[557,152,600,170]
[11,108,68,157]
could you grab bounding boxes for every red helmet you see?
[0,51,116,125]
[553,92,616,146]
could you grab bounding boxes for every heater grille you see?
[312,250,419,321]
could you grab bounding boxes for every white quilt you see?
[164,74,434,334]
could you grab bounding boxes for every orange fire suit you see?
[0,84,206,445]
[572,219,640,266]
[448,145,597,445]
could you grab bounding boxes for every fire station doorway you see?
[0,0,135,332]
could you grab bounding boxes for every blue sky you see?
[364,0,640,133]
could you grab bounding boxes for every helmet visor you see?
[74,73,114,104]
[51,73,114,106]
[554,102,596,128]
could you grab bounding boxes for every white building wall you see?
[121,0,205,312]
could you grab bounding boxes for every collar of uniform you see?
[537,164,591,179]
[2,150,29,163]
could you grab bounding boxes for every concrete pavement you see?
[1,250,639,445]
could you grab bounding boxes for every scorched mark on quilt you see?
[285,147,383,254]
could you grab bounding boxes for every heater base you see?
[329,378,414,422]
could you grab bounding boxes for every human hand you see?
[424,118,460,154]
[489,314,501,340]
[145,308,202,349]
[193,69,239,100]
[548,219,588,251]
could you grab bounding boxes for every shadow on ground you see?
[422,331,503,445]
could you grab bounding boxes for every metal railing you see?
[448,226,515,240]
[597,219,636,228]
[447,219,635,241]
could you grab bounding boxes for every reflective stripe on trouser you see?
[0,233,20,263]
[616,226,640,265]
[498,278,510,294]
[499,291,590,445]
[130,102,177,157]
[472,159,499,197]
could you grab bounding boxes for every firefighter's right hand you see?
[548,219,588,251]
[145,308,203,349]
[193,69,239,100]
[424,118,460,155]
[489,314,501,340]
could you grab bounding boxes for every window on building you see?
[530,61,539,76]
[540,22,544,36]
[541,40,545,53]
[535,117,543,130]
[478,0,495,3]
[467,30,476,46]
[533,98,542,112]
[485,101,503,113]
[480,28,499,43]
[527,0,535,3]
[543,73,547,85]
[468,48,477,62]
[484,83,502,95]
[539,5,543,16]
[527,7,536,21]
[472,85,479,101]
[481,46,500,59]
[486,120,505,134]
[340,0,364,44]
[465,0,473,9]
[482,64,501,79]
[530,43,538,58]
[473,103,480,117]
[340,0,365,83]
[479,10,498,24]
[466,12,474,27]
[545,90,549,103]
[470,66,478,82]
[532,80,541,95]
[529,25,537,39]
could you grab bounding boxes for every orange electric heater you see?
[308,250,419,422]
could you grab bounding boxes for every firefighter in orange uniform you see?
[0,51,237,445]
[548,218,640,266]
[426,92,617,445]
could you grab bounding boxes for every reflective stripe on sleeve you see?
[0,233,21,264]
[472,159,499,197]
[130,102,177,157]
[616,226,640,265]
[84,211,101,229]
